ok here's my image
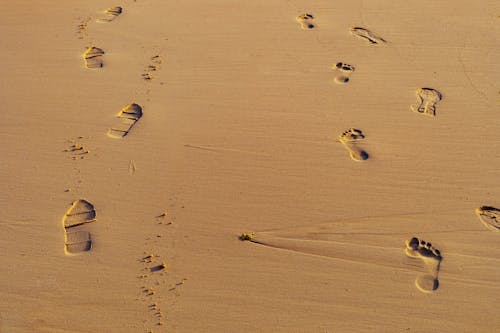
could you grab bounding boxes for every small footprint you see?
[96,6,123,23]
[62,199,96,254]
[333,62,355,84]
[107,103,143,138]
[142,55,162,81]
[405,237,442,293]
[296,13,315,30]
[63,139,89,160]
[338,128,369,161]
[475,206,500,232]
[350,27,386,45]
[82,46,105,69]
[411,88,442,116]
[76,17,91,40]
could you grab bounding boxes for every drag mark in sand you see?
[338,128,369,161]
[108,103,143,138]
[411,88,442,117]
[296,13,315,30]
[405,237,442,293]
[475,206,500,232]
[62,199,96,254]
[350,27,386,45]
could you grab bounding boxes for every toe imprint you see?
[350,27,386,45]
[296,13,315,30]
[107,103,143,138]
[405,237,442,293]
[411,88,442,117]
[475,206,500,231]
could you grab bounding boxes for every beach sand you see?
[0,1,499,332]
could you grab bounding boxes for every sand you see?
[0,0,499,332]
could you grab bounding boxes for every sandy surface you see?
[1,1,499,332]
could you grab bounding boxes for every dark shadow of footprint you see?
[62,199,96,254]
[405,237,442,293]
[475,206,500,232]
[350,27,386,45]
[296,13,315,30]
[411,88,442,117]
[96,6,123,23]
[82,46,105,69]
[107,103,143,138]
[338,128,369,161]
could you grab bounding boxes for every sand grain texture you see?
[0,0,499,332]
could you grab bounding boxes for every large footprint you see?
[475,206,500,232]
[350,27,386,45]
[62,199,96,254]
[96,6,123,23]
[296,13,315,30]
[338,128,369,161]
[411,88,442,116]
[107,103,143,138]
[82,46,105,69]
[405,237,442,293]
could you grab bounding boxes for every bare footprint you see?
[350,27,386,45]
[62,199,96,254]
[338,128,369,161]
[410,88,442,116]
[296,13,315,30]
[405,237,442,293]
[333,62,355,84]
[107,103,143,138]
[475,206,500,232]
[82,46,105,69]
[96,6,123,23]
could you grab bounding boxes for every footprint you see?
[338,128,369,161]
[296,13,315,30]
[107,103,143,138]
[76,17,91,40]
[63,140,89,160]
[142,55,162,81]
[404,237,442,293]
[62,199,96,254]
[350,27,386,45]
[82,46,105,69]
[475,206,500,232]
[410,88,442,116]
[333,62,355,84]
[96,6,123,23]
